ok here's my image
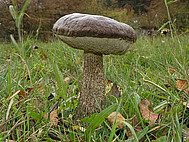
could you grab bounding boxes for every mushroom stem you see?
[79,52,105,117]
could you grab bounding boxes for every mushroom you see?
[53,13,137,118]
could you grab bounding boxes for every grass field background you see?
[0,35,188,141]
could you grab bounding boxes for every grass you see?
[0,35,189,141]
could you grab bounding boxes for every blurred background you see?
[0,0,188,41]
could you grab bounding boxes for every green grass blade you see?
[49,53,67,100]
[10,35,19,49]
[157,21,170,32]
[108,98,122,141]
[9,5,17,20]
[85,104,117,141]
[151,136,167,142]
[19,0,32,15]
[121,121,139,142]
[167,0,178,5]
[108,121,121,142]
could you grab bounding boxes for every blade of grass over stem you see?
[108,98,122,141]
[85,104,117,141]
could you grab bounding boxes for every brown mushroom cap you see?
[53,13,137,55]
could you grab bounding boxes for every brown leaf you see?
[50,109,58,126]
[139,100,159,125]
[25,84,45,94]
[44,109,58,127]
[36,84,46,94]
[106,112,125,129]
[18,90,26,100]
[176,79,189,95]
[168,67,175,75]
[6,140,17,142]
[64,77,70,85]
[41,51,47,59]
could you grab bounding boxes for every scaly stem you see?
[79,52,106,117]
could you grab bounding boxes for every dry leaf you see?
[44,109,58,127]
[18,90,26,100]
[168,67,175,75]
[176,79,189,95]
[6,140,17,142]
[139,100,159,125]
[50,109,58,126]
[41,51,47,59]
[64,77,70,85]
[106,112,125,129]
[25,84,45,95]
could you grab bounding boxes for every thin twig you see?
[50,100,59,113]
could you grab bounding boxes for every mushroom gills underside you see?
[57,35,134,55]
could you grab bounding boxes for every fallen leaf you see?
[176,79,189,95]
[64,77,70,85]
[35,84,45,94]
[41,51,47,59]
[168,67,175,75]
[50,109,58,126]
[106,112,125,129]
[6,140,17,142]
[139,100,159,125]
[18,90,26,100]
[25,84,45,95]
[44,109,58,127]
